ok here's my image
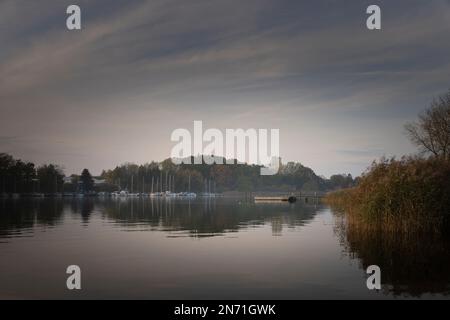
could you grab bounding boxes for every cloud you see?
[0,0,449,176]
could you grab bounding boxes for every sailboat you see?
[128,175,140,197]
[150,176,163,197]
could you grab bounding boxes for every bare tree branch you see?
[404,90,450,160]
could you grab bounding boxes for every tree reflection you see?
[333,208,450,297]
[100,198,320,237]
[0,199,64,239]
[69,198,94,225]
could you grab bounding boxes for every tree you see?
[0,153,14,193]
[37,164,64,193]
[237,176,252,192]
[328,173,355,190]
[405,90,450,160]
[80,169,94,193]
[23,162,36,193]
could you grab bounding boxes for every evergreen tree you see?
[80,169,94,193]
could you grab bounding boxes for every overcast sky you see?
[1,0,449,177]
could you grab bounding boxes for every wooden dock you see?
[254,196,297,203]
[254,192,325,204]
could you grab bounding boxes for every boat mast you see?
[151,176,154,194]
[165,171,168,192]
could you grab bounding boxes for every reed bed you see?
[325,156,450,234]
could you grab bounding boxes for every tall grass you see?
[326,156,450,234]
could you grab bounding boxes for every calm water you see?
[0,198,449,299]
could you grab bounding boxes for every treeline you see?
[100,156,356,193]
[1,153,356,195]
[0,154,100,195]
[0,153,64,194]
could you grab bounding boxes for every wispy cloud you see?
[0,0,449,176]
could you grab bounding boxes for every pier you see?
[254,192,325,204]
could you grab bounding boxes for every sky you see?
[0,0,449,177]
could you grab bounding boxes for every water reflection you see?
[332,208,450,297]
[3,198,449,298]
[0,198,320,240]
[70,199,95,225]
[91,198,319,237]
[0,199,65,240]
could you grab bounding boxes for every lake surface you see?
[0,197,449,299]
